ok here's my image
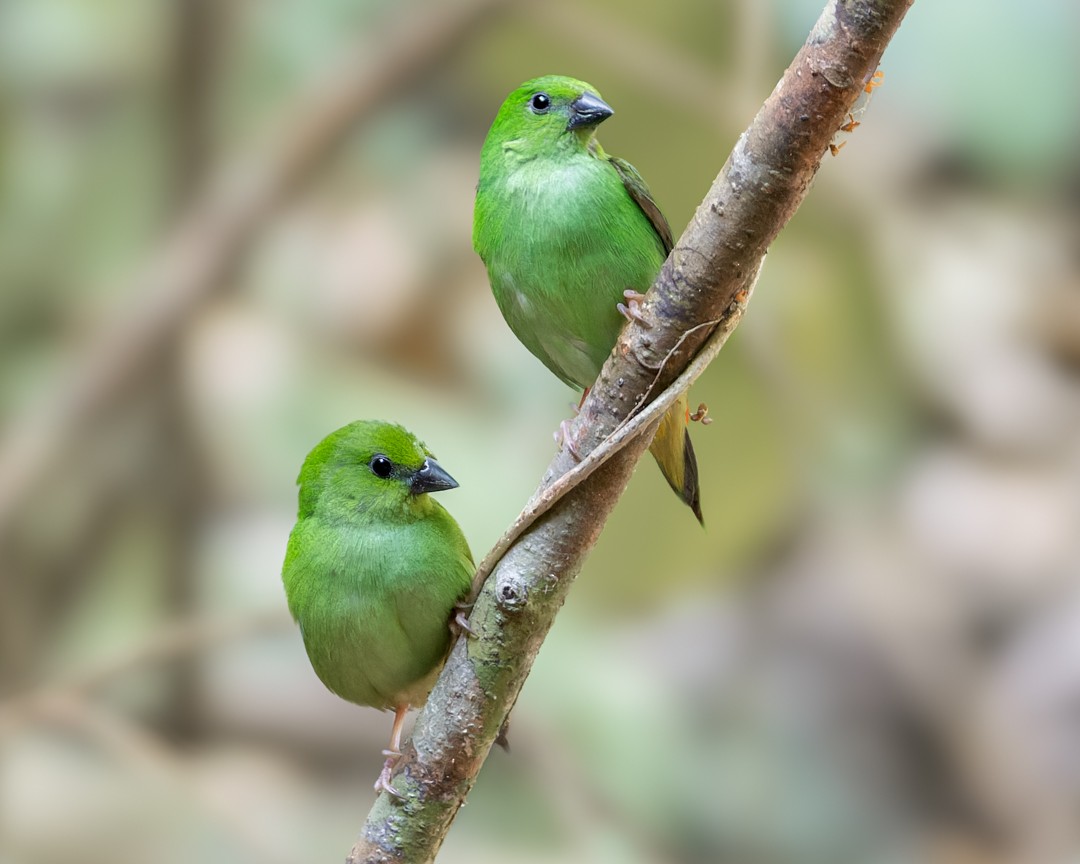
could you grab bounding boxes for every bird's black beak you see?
[566,92,613,130]
[409,458,459,495]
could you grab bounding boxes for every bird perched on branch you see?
[282,420,473,797]
[474,74,703,522]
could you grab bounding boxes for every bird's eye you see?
[370,455,393,478]
[529,93,550,113]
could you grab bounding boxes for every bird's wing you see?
[608,155,674,256]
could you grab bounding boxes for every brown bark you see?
[348,1,915,861]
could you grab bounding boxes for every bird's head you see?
[484,74,613,158]
[296,420,459,520]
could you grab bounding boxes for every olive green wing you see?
[609,157,704,523]
[609,155,674,256]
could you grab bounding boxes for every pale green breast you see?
[475,151,667,389]
[282,505,473,709]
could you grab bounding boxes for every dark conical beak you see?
[566,91,613,130]
[409,458,459,495]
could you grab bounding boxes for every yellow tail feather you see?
[648,392,703,524]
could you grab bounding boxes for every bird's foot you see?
[554,419,583,461]
[689,402,713,425]
[374,752,404,800]
[450,602,475,637]
[617,290,651,327]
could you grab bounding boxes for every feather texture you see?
[282,421,473,710]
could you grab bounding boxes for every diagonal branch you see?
[349,1,915,861]
[466,269,759,602]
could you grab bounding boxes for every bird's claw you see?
[451,603,475,637]
[375,753,404,800]
[555,419,583,461]
[617,290,651,327]
[689,402,713,425]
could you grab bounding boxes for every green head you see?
[482,74,613,160]
[295,420,458,522]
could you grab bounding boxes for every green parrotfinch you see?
[473,75,703,523]
[281,420,473,796]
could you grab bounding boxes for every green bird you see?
[473,74,703,522]
[282,420,473,797]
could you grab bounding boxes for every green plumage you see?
[474,75,702,521]
[282,420,473,713]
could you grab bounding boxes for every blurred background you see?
[1,0,1078,862]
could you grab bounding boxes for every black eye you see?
[370,455,393,478]
[529,92,550,113]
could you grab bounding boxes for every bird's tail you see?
[648,392,703,524]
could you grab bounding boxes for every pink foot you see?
[555,419,583,461]
[451,602,475,637]
[374,751,404,799]
[617,289,651,326]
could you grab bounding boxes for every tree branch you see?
[466,270,759,602]
[350,1,914,860]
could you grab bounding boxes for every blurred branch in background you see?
[0,0,515,688]
[0,0,514,549]
[159,0,218,743]
[349,1,913,860]
[0,2,512,857]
